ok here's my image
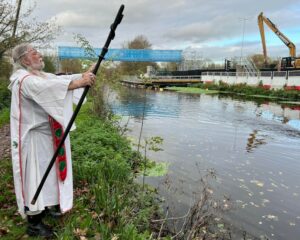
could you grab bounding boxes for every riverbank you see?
[166,83,300,102]
[0,103,170,239]
[165,87,218,94]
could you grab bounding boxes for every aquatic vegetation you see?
[141,161,169,177]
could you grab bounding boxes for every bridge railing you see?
[123,70,300,89]
[202,70,300,79]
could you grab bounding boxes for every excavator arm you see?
[258,12,296,64]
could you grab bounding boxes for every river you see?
[109,87,300,239]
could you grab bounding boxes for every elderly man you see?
[9,43,96,238]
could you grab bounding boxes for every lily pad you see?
[141,162,169,177]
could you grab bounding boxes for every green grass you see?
[0,158,27,239]
[0,102,170,239]
[166,86,219,94]
[0,108,10,128]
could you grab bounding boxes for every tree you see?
[159,62,179,71]
[0,57,12,78]
[250,54,281,69]
[119,35,157,75]
[43,56,56,73]
[250,54,269,69]
[60,59,82,74]
[124,35,152,49]
[0,2,59,60]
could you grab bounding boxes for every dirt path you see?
[0,124,11,160]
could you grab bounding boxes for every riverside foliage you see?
[0,102,170,239]
[196,82,300,101]
[0,77,11,128]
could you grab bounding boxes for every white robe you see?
[9,69,84,218]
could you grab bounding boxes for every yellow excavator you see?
[258,12,300,70]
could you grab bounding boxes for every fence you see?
[201,70,300,90]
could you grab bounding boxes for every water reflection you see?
[246,130,267,153]
[218,94,300,131]
[112,88,300,131]
[260,103,300,130]
[110,89,202,119]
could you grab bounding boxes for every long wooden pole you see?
[31,5,125,205]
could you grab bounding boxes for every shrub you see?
[195,81,300,101]
[0,78,11,111]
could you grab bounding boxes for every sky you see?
[15,0,300,61]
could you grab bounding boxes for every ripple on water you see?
[110,88,300,239]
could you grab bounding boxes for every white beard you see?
[31,61,45,71]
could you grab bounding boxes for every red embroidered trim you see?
[18,74,31,203]
[49,116,67,181]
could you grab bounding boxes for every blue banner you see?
[58,46,182,62]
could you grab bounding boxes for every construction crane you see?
[257,12,300,69]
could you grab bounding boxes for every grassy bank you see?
[0,103,169,239]
[165,87,218,94]
[167,82,300,102]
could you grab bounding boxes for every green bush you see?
[0,77,11,111]
[0,58,13,79]
[63,104,163,239]
[0,108,10,128]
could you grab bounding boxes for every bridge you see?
[58,46,182,62]
[58,47,300,90]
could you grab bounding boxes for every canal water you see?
[109,87,300,239]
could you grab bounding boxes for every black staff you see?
[31,4,125,205]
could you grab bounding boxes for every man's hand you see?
[81,72,96,87]
[68,72,96,90]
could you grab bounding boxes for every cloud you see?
[21,0,300,60]
[52,11,101,28]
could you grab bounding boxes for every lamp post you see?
[239,17,249,66]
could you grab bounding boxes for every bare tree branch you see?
[0,2,60,59]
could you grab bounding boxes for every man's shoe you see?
[46,205,63,218]
[26,222,54,238]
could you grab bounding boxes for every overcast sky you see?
[17,0,300,61]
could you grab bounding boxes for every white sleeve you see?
[21,75,72,126]
[73,88,86,105]
[56,74,86,105]
[56,73,82,81]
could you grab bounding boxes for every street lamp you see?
[239,17,249,66]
